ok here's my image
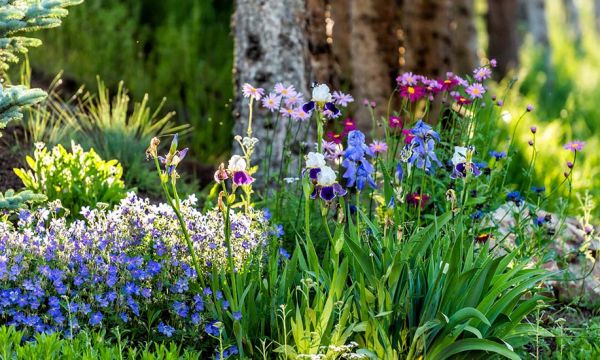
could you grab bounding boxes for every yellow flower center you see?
[408,87,415,94]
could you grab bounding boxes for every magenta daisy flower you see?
[389,116,403,129]
[261,93,281,112]
[369,140,388,154]
[274,83,297,98]
[242,83,264,100]
[343,118,357,133]
[400,85,426,102]
[465,83,486,99]
[564,141,585,152]
[473,67,492,82]
[332,91,354,107]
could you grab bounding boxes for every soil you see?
[0,125,27,192]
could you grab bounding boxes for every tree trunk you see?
[451,0,479,74]
[562,0,582,46]
[233,0,311,180]
[487,0,520,80]
[350,0,399,130]
[330,0,351,87]
[307,0,335,85]
[400,0,454,78]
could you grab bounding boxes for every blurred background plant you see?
[28,0,234,165]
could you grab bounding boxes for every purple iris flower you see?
[342,130,376,190]
[409,138,442,173]
[302,101,315,113]
[311,182,347,201]
[232,171,254,185]
[450,162,482,179]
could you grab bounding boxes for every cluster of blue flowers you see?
[342,130,376,191]
[407,121,443,173]
[0,193,267,338]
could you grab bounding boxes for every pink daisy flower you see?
[261,93,281,112]
[369,140,388,154]
[564,141,585,152]
[465,83,486,99]
[332,91,354,107]
[280,107,295,118]
[292,108,311,121]
[473,67,492,82]
[285,93,304,107]
[274,83,297,98]
[397,72,418,86]
[242,83,264,100]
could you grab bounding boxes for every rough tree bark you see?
[349,0,400,128]
[233,0,312,180]
[400,0,454,78]
[330,0,351,86]
[451,0,479,74]
[487,0,520,80]
[307,0,335,85]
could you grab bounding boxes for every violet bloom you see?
[342,130,376,190]
[408,121,442,173]
[564,141,585,152]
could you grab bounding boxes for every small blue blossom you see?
[157,322,175,337]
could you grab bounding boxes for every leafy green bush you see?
[14,142,126,215]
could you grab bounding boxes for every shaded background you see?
[14,0,600,215]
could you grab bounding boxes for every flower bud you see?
[567,161,574,169]
[146,137,160,160]
[528,140,534,146]
[214,163,229,183]
[530,126,537,134]
[526,104,534,112]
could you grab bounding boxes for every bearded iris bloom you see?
[450,146,481,179]
[227,155,254,185]
[311,166,346,201]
